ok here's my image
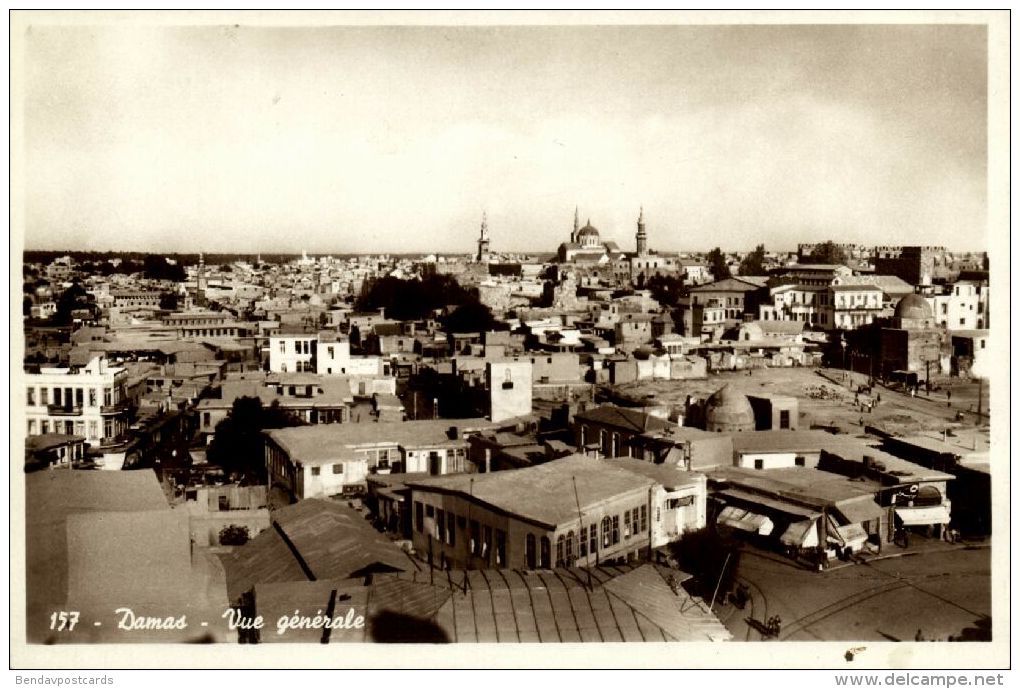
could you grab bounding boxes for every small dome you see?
[704,384,755,432]
[894,294,933,321]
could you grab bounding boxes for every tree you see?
[441,302,504,334]
[54,282,91,325]
[807,241,848,266]
[707,247,731,281]
[159,292,180,311]
[206,397,306,482]
[218,525,250,546]
[143,255,186,282]
[647,274,686,308]
[667,527,742,601]
[738,244,768,276]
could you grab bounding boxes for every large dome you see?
[704,384,755,433]
[576,223,600,238]
[894,294,933,321]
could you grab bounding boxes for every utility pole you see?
[709,552,732,613]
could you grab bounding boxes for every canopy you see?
[834,498,886,525]
[717,506,774,536]
[833,523,869,547]
[779,520,818,548]
[895,504,951,526]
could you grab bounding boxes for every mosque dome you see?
[704,384,756,433]
[576,221,601,248]
[894,294,933,322]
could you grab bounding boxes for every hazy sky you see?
[20,22,988,253]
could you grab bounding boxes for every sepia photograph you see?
[8,9,1010,676]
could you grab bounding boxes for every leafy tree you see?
[219,525,250,546]
[647,274,686,307]
[159,292,180,311]
[807,241,848,266]
[441,302,505,334]
[667,527,742,601]
[207,397,306,482]
[143,255,186,282]
[738,244,768,276]
[53,282,91,325]
[707,247,731,281]
[356,274,477,321]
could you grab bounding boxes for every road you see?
[716,542,991,643]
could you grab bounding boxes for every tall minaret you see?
[572,206,580,243]
[476,212,490,262]
[196,252,208,306]
[636,206,648,256]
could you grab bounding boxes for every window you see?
[426,505,435,518]
[495,530,506,567]
[555,535,565,567]
[483,526,492,561]
[41,421,50,434]
[795,456,806,467]
[27,388,35,405]
[41,388,48,405]
[640,506,647,533]
[579,526,588,558]
[415,502,424,533]
[589,524,597,555]
[311,467,320,476]
[203,412,211,427]
[88,421,97,438]
[437,509,446,542]
[279,341,286,353]
[28,420,36,435]
[565,531,575,566]
[469,520,480,556]
[327,346,334,358]
[623,510,631,538]
[601,517,612,548]
[754,459,764,470]
[612,516,620,545]
[332,463,343,474]
[540,536,551,568]
[779,410,791,429]
[526,534,537,568]
[632,508,640,536]
[959,318,966,326]
[447,512,456,546]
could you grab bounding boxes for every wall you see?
[734,450,821,470]
[487,361,533,423]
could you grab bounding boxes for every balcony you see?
[100,400,130,415]
[47,404,82,416]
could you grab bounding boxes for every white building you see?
[928,282,985,330]
[24,355,131,459]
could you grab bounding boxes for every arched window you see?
[601,517,612,548]
[540,536,551,568]
[555,535,565,567]
[525,534,536,569]
[565,531,575,566]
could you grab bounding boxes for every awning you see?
[717,506,774,535]
[779,520,817,547]
[834,498,886,525]
[717,489,821,519]
[834,523,869,547]
[895,504,951,526]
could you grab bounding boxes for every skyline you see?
[19,22,989,254]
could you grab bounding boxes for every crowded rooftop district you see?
[22,212,992,644]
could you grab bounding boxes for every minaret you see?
[476,212,490,262]
[636,206,648,256]
[572,206,580,243]
[196,252,208,306]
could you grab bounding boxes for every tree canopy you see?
[806,241,848,266]
[707,247,731,280]
[356,274,480,322]
[646,273,686,307]
[738,244,768,276]
[207,397,307,482]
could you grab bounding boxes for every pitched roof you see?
[406,455,655,528]
[573,404,675,434]
[220,499,418,603]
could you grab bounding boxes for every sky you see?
[18,20,989,254]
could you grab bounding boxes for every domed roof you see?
[704,384,755,427]
[577,222,600,238]
[894,294,933,321]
